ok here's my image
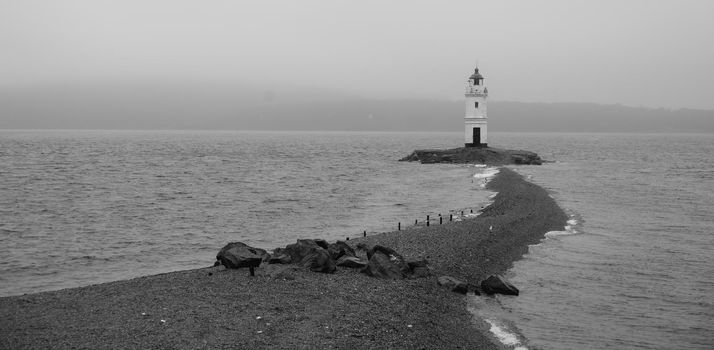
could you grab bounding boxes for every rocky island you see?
[400,146,544,165]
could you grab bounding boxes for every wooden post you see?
[450,214,453,221]
[426,215,430,227]
[363,230,366,237]
[440,216,443,225]
[398,222,401,231]
[415,219,418,225]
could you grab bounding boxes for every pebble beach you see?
[0,167,567,349]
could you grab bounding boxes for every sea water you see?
[1,130,712,349]
[0,130,491,296]
[470,133,714,350]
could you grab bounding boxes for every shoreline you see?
[0,167,567,349]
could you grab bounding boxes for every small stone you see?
[437,276,469,294]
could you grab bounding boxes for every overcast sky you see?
[2,0,713,109]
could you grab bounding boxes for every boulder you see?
[437,276,469,294]
[281,239,337,273]
[361,250,406,279]
[480,275,519,296]
[336,255,367,269]
[299,248,336,273]
[313,239,329,250]
[283,239,324,262]
[367,245,410,276]
[407,259,432,278]
[354,243,370,259]
[327,240,356,260]
[216,242,263,269]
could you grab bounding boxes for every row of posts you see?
[349,209,474,240]
[412,209,473,228]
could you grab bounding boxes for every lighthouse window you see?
[474,79,480,85]
[474,102,479,108]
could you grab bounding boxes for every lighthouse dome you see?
[469,68,484,80]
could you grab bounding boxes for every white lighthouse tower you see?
[464,67,488,147]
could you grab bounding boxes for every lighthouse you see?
[464,67,488,147]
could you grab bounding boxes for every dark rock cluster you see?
[400,146,543,165]
[216,240,431,279]
[216,241,519,297]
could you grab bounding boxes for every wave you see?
[473,167,500,180]
[468,293,531,350]
[544,215,582,238]
[485,319,529,350]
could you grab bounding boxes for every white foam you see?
[545,230,572,238]
[564,218,579,234]
[545,218,580,238]
[473,167,500,180]
[485,319,527,349]
[475,167,499,189]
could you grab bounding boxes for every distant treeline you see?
[1,84,712,132]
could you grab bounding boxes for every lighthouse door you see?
[472,127,481,145]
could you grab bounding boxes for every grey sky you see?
[2,0,713,109]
